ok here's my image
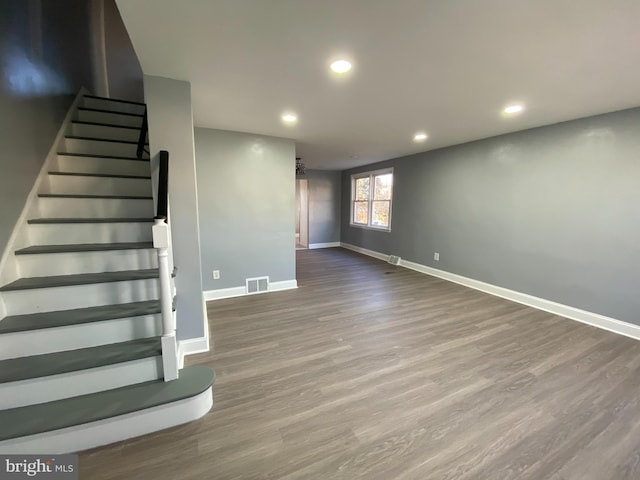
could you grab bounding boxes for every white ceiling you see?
[117,0,640,170]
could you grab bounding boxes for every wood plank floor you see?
[80,248,640,479]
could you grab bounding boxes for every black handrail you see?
[137,107,148,159]
[156,150,169,222]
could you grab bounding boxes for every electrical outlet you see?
[213,270,220,280]
[434,252,440,261]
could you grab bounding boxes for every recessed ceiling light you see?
[413,132,428,142]
[504,104,524,114]
[330,60,352,74]
[281,113,298,123]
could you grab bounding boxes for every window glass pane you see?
[353,201,369,224]
[374,173,392,200]
[355,177,370,201]
[371,201,390,227]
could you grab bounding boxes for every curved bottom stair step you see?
[0,365,216,454]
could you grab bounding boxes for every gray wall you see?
[144,75,206,341]
[195,128,296,291]
[103,0,144,102]
[305,170,341,245]
[341,108,640,324]
[0,0,97,257]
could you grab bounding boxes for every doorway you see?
[296,179,309,249]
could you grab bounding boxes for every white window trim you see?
[350,167,394,232]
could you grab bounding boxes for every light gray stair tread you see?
[72,120,141,130]
[57,152,149,161]
[27,218,153,224]
[83,95,146,106]
[39,193,152,199]
[0,268,158,292]
[0,337,161,384]
[77,107,144,117]
[15,242,153,254]
[0,300,161,334]
[48,171,151,179]
[0,365,215,442]
[65,135,143,145]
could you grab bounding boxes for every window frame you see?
[350,167,394,231]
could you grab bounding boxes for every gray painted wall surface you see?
[144,75,206,341]
[0,0,97,257]
[103,0,144,102]
[341,108,640,324]
[305,170,341,245]
[195,128,296,291]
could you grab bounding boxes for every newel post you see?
[153,217,179,381]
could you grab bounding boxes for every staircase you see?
[0,95,214,454]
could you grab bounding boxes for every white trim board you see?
[309,242,341,249]
[203,279,298,302]
[339,242,390,262]
[178,336,210,368]
[339,242,640,342]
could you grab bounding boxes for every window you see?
[351,168,393,230]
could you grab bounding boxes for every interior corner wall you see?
[341,107,640,325]
[102,0,143,102]
[305,170,341,245]
[194,128,296,292]
[143,75,206,341]
[0,0,99,257]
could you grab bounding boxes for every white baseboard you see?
[203,286,245,301]
[340,242,390,262]
[269,279,298,292]
[178,336,210,368]
[309,242,341,249]
[340,244,640,342]
[203,279,298,302]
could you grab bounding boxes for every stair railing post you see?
[153,217,179,381]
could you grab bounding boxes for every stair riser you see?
[0,387,213,454]
[0,314,161,360]
[71,123,142,142]
[45,175,152,196]
[56,155,150,177]
[0,357,162,409]
[82,97,146,115]
[77,109,143,128]
[17,249,157,277]
[64,138,142,158]
[3,279,160,316]
[37,197,154,218]
[28,221,150,244]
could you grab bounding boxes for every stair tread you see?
[0,337,161,384]
[15,242,153,255]
[83,95,146,107]
[39,193,152,199]
[0,300,161,334]
[28,218,153,224]
[0,268,159,291]
[78,106,144,117]
[0,365,215,441]
[57,152,149,162]
[48,171,151,179]
[72,120,142,130]
[65,135,147,145]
